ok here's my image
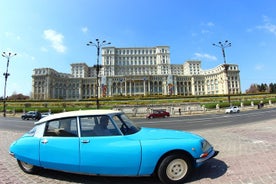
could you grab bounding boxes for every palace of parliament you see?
[32,46,241,100]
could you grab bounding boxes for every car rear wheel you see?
[17,160,39,174]
[157,154,192,184]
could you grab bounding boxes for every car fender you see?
[138,139,202,175]
[9,123,44,167]
[10,136,40,166]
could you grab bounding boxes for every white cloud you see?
[18,52,36,61]
[5,32,21,40]
[194,53,217,61]
[199,22,214,35]
[81,27,88,33]
[40,46,48,52]
[255,64,264,71]
[200,22,215,27]
[201,29,210,34]
[259,41,267,47]
[206,22,215,27]
[257,16,276,35]
[191,32,197,37]
[246,28,253,33]
[43,29,66,53]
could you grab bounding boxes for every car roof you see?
[35,109,122,125]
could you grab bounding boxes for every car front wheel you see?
[17,160,39,174]
[157,154,192,184]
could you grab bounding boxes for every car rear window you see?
[44,117,78,137]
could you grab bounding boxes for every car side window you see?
[80,115,120,137]
[79,116,97,137]
[44,117,78,137]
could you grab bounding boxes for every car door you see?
[79,115,141,175]
[153,111,159,118]
[157,111,163,118]
[39,117,80,173]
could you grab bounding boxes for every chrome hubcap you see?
[21,161,33,170]
[166,159,188,181]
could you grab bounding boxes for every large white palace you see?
[32,46,241,100]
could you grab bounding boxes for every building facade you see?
[32,46,241,100]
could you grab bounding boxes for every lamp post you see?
[213,40,231,104]
[87,39,111,109]
[2,52,16,117]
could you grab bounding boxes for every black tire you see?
[17,160,39,174]
[157,154,192,184]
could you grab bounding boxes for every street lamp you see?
[213,40,231,104]
[87,39,111,109]
[2,52,16,117]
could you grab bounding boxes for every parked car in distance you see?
[225,106,240,114]
[10,110,218,184]
[21,111,41,120]
[147,110,170,118]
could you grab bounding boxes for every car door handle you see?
[41,139,48,144]
[81,140,90,144]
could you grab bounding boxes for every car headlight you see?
[201,140,212,153]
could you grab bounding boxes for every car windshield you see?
[111,114,140,135]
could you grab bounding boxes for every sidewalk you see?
[187,119,276,184]
[0,119,275,183]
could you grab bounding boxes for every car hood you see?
[131,127,202,141]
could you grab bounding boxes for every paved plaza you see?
[0,119,275,184]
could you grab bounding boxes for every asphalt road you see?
[1,108,276,132]
[136,108,276,130]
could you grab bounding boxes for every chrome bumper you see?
[196,150,219,164]
[9,151,15,157]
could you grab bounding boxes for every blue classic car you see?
[9,110,218,184]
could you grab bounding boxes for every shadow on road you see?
[35,158,227,184]
[36,169,160,184]
[187,158,228,182]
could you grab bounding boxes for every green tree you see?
[269,83,276,93]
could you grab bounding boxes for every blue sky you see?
[1,0,276,96]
